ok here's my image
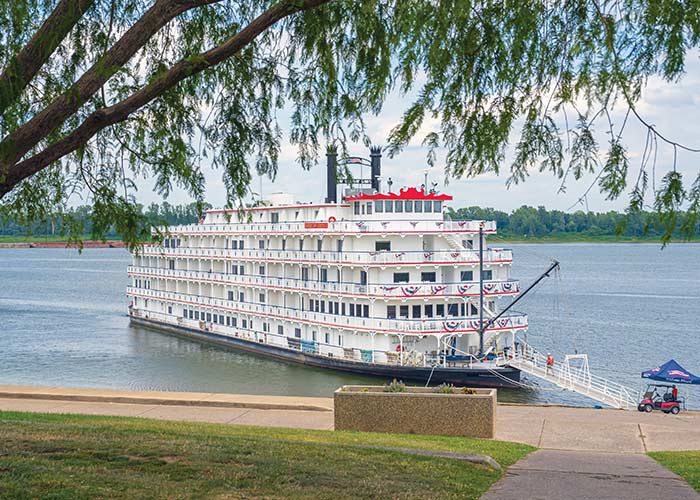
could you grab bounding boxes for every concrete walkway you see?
[480,450,700,500]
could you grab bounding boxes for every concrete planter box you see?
[334,385,496,438]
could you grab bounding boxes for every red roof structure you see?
[344,186,452,201]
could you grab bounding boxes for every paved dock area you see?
[0,385,697,453]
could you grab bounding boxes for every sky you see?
[133,55,700,214]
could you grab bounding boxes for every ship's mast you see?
[478,222,485,355]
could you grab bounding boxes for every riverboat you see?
[127,147,531,387]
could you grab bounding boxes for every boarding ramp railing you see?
[498,341,637,410]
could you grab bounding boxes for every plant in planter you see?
[384,379,406,393]
[435,383,455,394]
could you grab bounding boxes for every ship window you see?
[462,239,474,249]
[301,267,309,281]
[321,301,325,313]
[471,304,479,315]
[405,200,413,212]
[375,200,384,212]
[367,203,373,214]
[354,202,360,215]
[232,317,237,327]
[360,270,367,285]
[259,266,265,275]
[361,204,365,215]
[414,200,423,213]
[342,303,346,315]
[282,239,286,250]
[421,272,436,282]
[482,270,493,280]
[239,265,244,275]
[259,293,265,303]
[394,200,403,213]
[385,200,393,213]
[460,270,474,281]
[169,260,175,270]
[337,240,343,252]
[315,210,320,219]
[194,311,200,320]
[271,212,279,223]
[424,200,432,212]
[242,319,247,328]
[226,316,230,326]
[213,315,218,324]
[239,292,244,302]
[168,305,172,315]
[338,335,343,346]
[295,328,302,338]
[399,305,409,318]
[299,239,304,251]
[434,201,442,212]
[363,305,369,317]
[412,305,421,318]
[334,302,339,315]
[349,303,355,316]
[206,313,212,322]
[460,303,466,316]
[295,211,300,219]
[239,240,244,249]
[312,330,317,341]
[278,325,284,335]
[324,332,330,344]
[387,306,396,319]
[317,239,322,252]
[231,240,237,249]
[393,272,410,283]
[259,240,265,249]
[436,304,445,317]
[424,304,433,318]
[448,304,459,317]
[375,241,391,251]
[228,291,234,301]
[320,268,328,282]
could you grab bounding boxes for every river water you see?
[1,244,698,407]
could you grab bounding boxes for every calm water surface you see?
[1,244,699,407]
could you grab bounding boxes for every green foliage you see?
[2,0,700,248]
[384,379,406,393]
[435,383,455,394]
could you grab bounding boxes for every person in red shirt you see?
[546,353,554,374]
[672,385,678,401]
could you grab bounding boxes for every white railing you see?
[126,286,528,335]
[163,219,496,236]
[126,266,520,298]
[138,246,513,266]
[499,340,637,410]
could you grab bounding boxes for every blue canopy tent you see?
[641,359,700,385]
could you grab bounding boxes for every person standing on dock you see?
[546,353,554,374]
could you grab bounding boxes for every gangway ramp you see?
[498,342,637,410]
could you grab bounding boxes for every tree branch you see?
[0,0,94,115]
[1,0,331,197]
[0,0,224,170]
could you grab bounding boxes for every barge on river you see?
[127,147,529,388]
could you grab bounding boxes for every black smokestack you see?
[326,145,337,203]
[370,145,381,192]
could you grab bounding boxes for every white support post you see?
[399,335,404,365]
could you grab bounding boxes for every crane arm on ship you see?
[478,259,560,350]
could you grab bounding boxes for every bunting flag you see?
[483,283,497,294]
[458,284,474,295]
[401,285,420,296]
[423,251,434,259]
[435,222,444,227]
[431,285,447,294]
[468,320,482,330]
[394,252,406,258]
[502,282,514,292]
[458,221,467,227]
[381,221,390,228]
[497,318,511,328]
[443,320,461,332]
[380,285,399,292]
[450,251,461,259]
[410,221,419,227]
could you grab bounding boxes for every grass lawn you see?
[649,451,700,492]
[0,411,533,499]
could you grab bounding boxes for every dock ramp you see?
[498,341,637,410]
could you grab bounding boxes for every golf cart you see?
[637,384,685,414]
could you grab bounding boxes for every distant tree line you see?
[0,202,209,238]
[448,206,675,240]
[0,202,689,241]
